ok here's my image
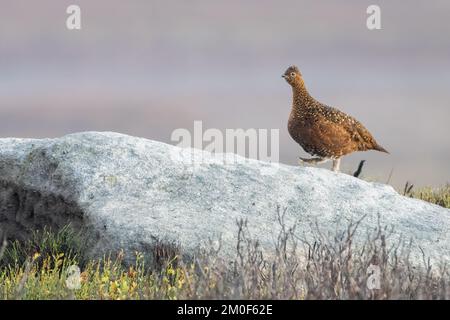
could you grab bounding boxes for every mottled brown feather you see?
[283,66,388,159]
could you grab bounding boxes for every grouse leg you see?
[298,157,328,165]
[332,158,341,172]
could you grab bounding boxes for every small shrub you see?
[0,211,448,300]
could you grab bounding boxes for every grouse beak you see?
[281,74,287,79]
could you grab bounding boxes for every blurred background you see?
[0,0,449,188]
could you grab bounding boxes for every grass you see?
[0,226,87,269]
[352,160,450,209]
[0,185,449,300]
[405,184,450,208]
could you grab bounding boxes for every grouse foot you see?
[332,158,341,172]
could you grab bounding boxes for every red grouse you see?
[282,65,388,172]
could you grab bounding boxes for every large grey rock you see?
[0,132,449,264]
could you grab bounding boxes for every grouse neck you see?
[292,82,314,110]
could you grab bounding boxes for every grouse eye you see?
[290,72,296,77]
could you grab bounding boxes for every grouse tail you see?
[374,144,389,154]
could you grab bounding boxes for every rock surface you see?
[0,132,449,264]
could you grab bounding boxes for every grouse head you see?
[282,65,303,86]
